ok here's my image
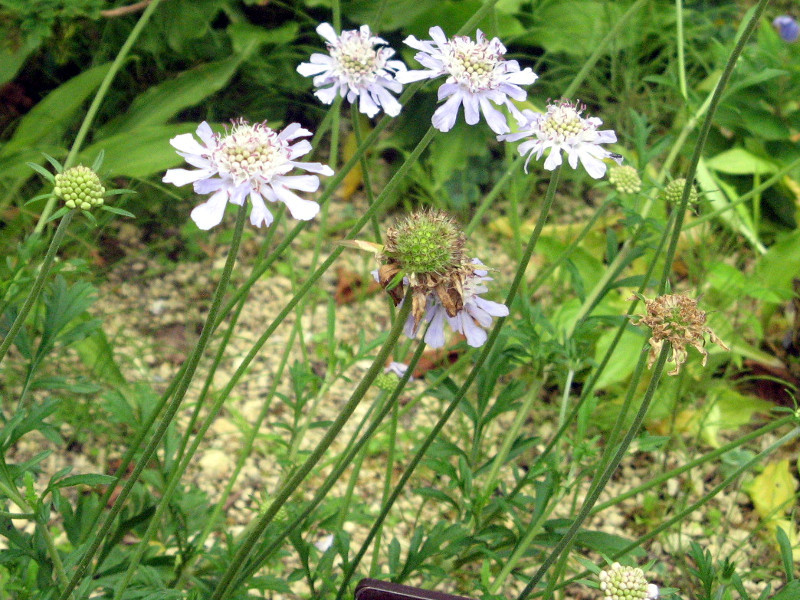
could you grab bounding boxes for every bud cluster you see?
[54,165,105,210]
[599,562,659,600]
[608,165,642,194]
[661,178,698,207]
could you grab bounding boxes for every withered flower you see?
[630,293,728,376]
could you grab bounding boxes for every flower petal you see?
[190,190,229,230]
[271,184,320,220]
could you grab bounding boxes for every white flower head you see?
[297,23,406,117]
[498,100,622,178]
[163,120,334,230]
[396,26,537,134]
[405,259,509,349]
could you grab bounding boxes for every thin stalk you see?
[685,157,800,230]
[592,414,795,515]
[56,202,248,600]
[0,473,69,589]
[231,333,428,590]
[171,322,298,589]
[209,289,414,600]
[514,346,670,600]
[0,210,74,366]
[675,0,688,100]
[475,379,543,516]
[537,425,800,598]
[335,166,563,600]
[351,103,382,243]
[34,0,164,231]
[369,398,399,577]
[658,0,771,295]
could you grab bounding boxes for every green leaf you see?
[46,207,70,223]
[0,63,112,159]
[706,148,777,175]
[98,58,243,137]
[52,474,116,489]
[73,319,128,389]
[753,229,800,305]
[100,206,136,218]
[228,21,299,54]
[695,158,766,254]
[772,581,800,600]
[593,325,644,389]
[77,124,202,178]
[26,162,56,182]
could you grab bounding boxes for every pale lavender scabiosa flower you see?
[297,23,406,117]
[366,210,507,349]
[395,26,537,134]
[163,120,333,230]
[773,15,799,42]
[407,260,509,348]
[498,100,622,178]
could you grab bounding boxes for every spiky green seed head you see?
[662,178,698,206]
[383,210,465,275]
[599,563,658,600]
[608,165,642,194]
[54,165,105,210]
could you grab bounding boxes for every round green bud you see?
[374,372,398,391]
[608,165,642,194]
[53,165,105,210]
[662,178,698,206]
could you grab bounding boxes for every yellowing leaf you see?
[770,520,800,562]
[745,460,798,521]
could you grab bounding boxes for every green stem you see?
[675,0,688,100]
[537,424,800,599]
[231,333,428,590]
[56,202,248,600]
[514,345,670,600]
[351,103,383,243]
[657,0,770,295]
[369,398,399,577]
[171,320,298,589]
[0,471,69,589]
[335,165,563,600]
[0,210,74,366]
[34,0,164,232]
[592,414,795,515]
[210,289,414,600]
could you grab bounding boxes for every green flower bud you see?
[608,165,642,194]
[53,165,105,211]
[662,178,698,206]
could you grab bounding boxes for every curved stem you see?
[231,333,428,589]
[34,0,164,231]
[210,289,414,600]
[657,0,770,294]
[56,202,248,600]
[514,345,670,600]
[335,165,563,600]
[0,210,74,366]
